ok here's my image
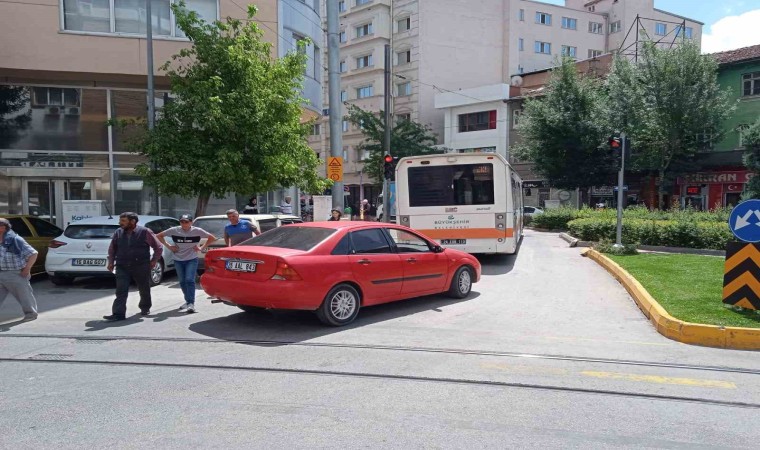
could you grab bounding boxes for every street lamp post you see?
[613,132,627,250]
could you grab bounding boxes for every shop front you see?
[677,170,753,210]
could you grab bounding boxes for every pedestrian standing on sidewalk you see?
[103,212,163,322]
[156,215,216,313]
[0,218,39,321]
[224,209,260,246]
[280,196,293,214]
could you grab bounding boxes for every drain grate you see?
[74,339,109,345]
[29,353,73,361]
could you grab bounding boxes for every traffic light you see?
[383,154,398,180]
[608,135,622,150]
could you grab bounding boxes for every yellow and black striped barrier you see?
[723,242,760,310]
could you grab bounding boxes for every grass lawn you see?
[607,253,760,329]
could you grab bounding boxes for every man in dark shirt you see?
[103,212,163,322]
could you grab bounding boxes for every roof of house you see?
[711,44,760,65]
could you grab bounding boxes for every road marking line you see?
[580,371,737,389]
[542,336,671,346]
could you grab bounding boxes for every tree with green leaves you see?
[514,57,617,190]
[606,42,735,209]
[741,120,760,199]
[0,86,31,148]
[117,4,328,216]
[345,105,440,183]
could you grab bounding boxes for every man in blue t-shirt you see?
[224,209,260,246]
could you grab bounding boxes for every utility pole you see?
[327,0,344,212]
[146,0,159,214]
[614,132,626,250]
[382,44,391,223]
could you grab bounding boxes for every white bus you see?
[395,153,524,254]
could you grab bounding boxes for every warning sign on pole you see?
[723,242,760,310]
[327,157,343,182]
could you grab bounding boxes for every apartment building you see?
[0,0,320,224]
[312,0,701,209]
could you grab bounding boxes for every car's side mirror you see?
[433,245,444,253]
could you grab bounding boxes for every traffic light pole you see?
[327,0,344,212]
[382,44,391,223]
[614,132,626,249]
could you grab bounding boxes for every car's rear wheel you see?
[447,266,473,299]
[50,275,74,286]
[316,284,360,326]
[149,259,164,286]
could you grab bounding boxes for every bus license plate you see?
[441,239,466,245]
[72,259,106,266]
[226,261,257,272]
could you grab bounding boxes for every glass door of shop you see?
[23,179,95,228]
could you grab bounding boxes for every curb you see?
[561,234,725,256]
[559,233,579,247]
[581,248,760,351]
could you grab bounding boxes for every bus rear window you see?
[408,164,495,207]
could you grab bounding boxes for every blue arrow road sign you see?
[728,200,760,242]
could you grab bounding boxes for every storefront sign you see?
[686,186,701,195]
[0,154,84,168]
[725,184,744,193]
[591,186,614,196]
[680,171,753,185]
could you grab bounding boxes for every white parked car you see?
[523,206,544,218]
[45,215,180,286]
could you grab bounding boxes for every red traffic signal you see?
[384,154,393,163]
[608,136,621,149]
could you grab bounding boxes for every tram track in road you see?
[1,332,760,376]
[2,356,759,410]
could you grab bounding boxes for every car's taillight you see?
[49,240,67,249]
[271,260,302,281]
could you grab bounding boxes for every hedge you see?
[531,206,731,231]
[567,218,732,250]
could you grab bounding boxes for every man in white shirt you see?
[280,196,293,214]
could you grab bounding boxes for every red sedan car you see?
[200,222,481,326]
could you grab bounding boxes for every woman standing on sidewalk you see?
[0,218,39,321]
[157,215,217,313]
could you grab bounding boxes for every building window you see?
[342,120,349,132]
[397,16,411,32]
[312,45,320,81]
[311,124,321,136]
[340,30,347,42]
[518,38,523,51]
[536,11,552,25]
[561,17,577,30]
[397,50,411,65]
[338,0,346,12]
[518,9,524,21]
[356,85,374,98]
[534,41,551,54]
[339,60,347,72]
[588,22,603,34]
[588,49,603,58]
[340,90,348,102]
[356,22,373,38]
[63,0,218,37]
[397,82,411,97]
[343,147,349,161]
[356,54,373,69]
[360,149,370,161]
[396,113,411,123]
[743,71,760,97]
[356,0,371,5]
[655,23,667,36]
[609,21,621,33]
[512,109,521,128]
[675,25,693,39]
[561,45,577,58]
[458,110,497,133]
[535,12,552,26]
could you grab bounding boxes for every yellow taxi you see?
[0,215,63,275]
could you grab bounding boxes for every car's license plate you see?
[441,239,467,245]
[226,261,257,272]
[72,258,106,266]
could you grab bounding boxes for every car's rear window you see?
[64,225,119,239]
[192,219,227,238]
[258,218,278,232]
[240,226,334,251]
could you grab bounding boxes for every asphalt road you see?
[1,230,758,449]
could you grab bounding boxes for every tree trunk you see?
[194,192,211,218]
[657,169,666,210]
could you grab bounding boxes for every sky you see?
[539,0,760,53]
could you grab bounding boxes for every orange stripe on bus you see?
[418,228,514,239]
